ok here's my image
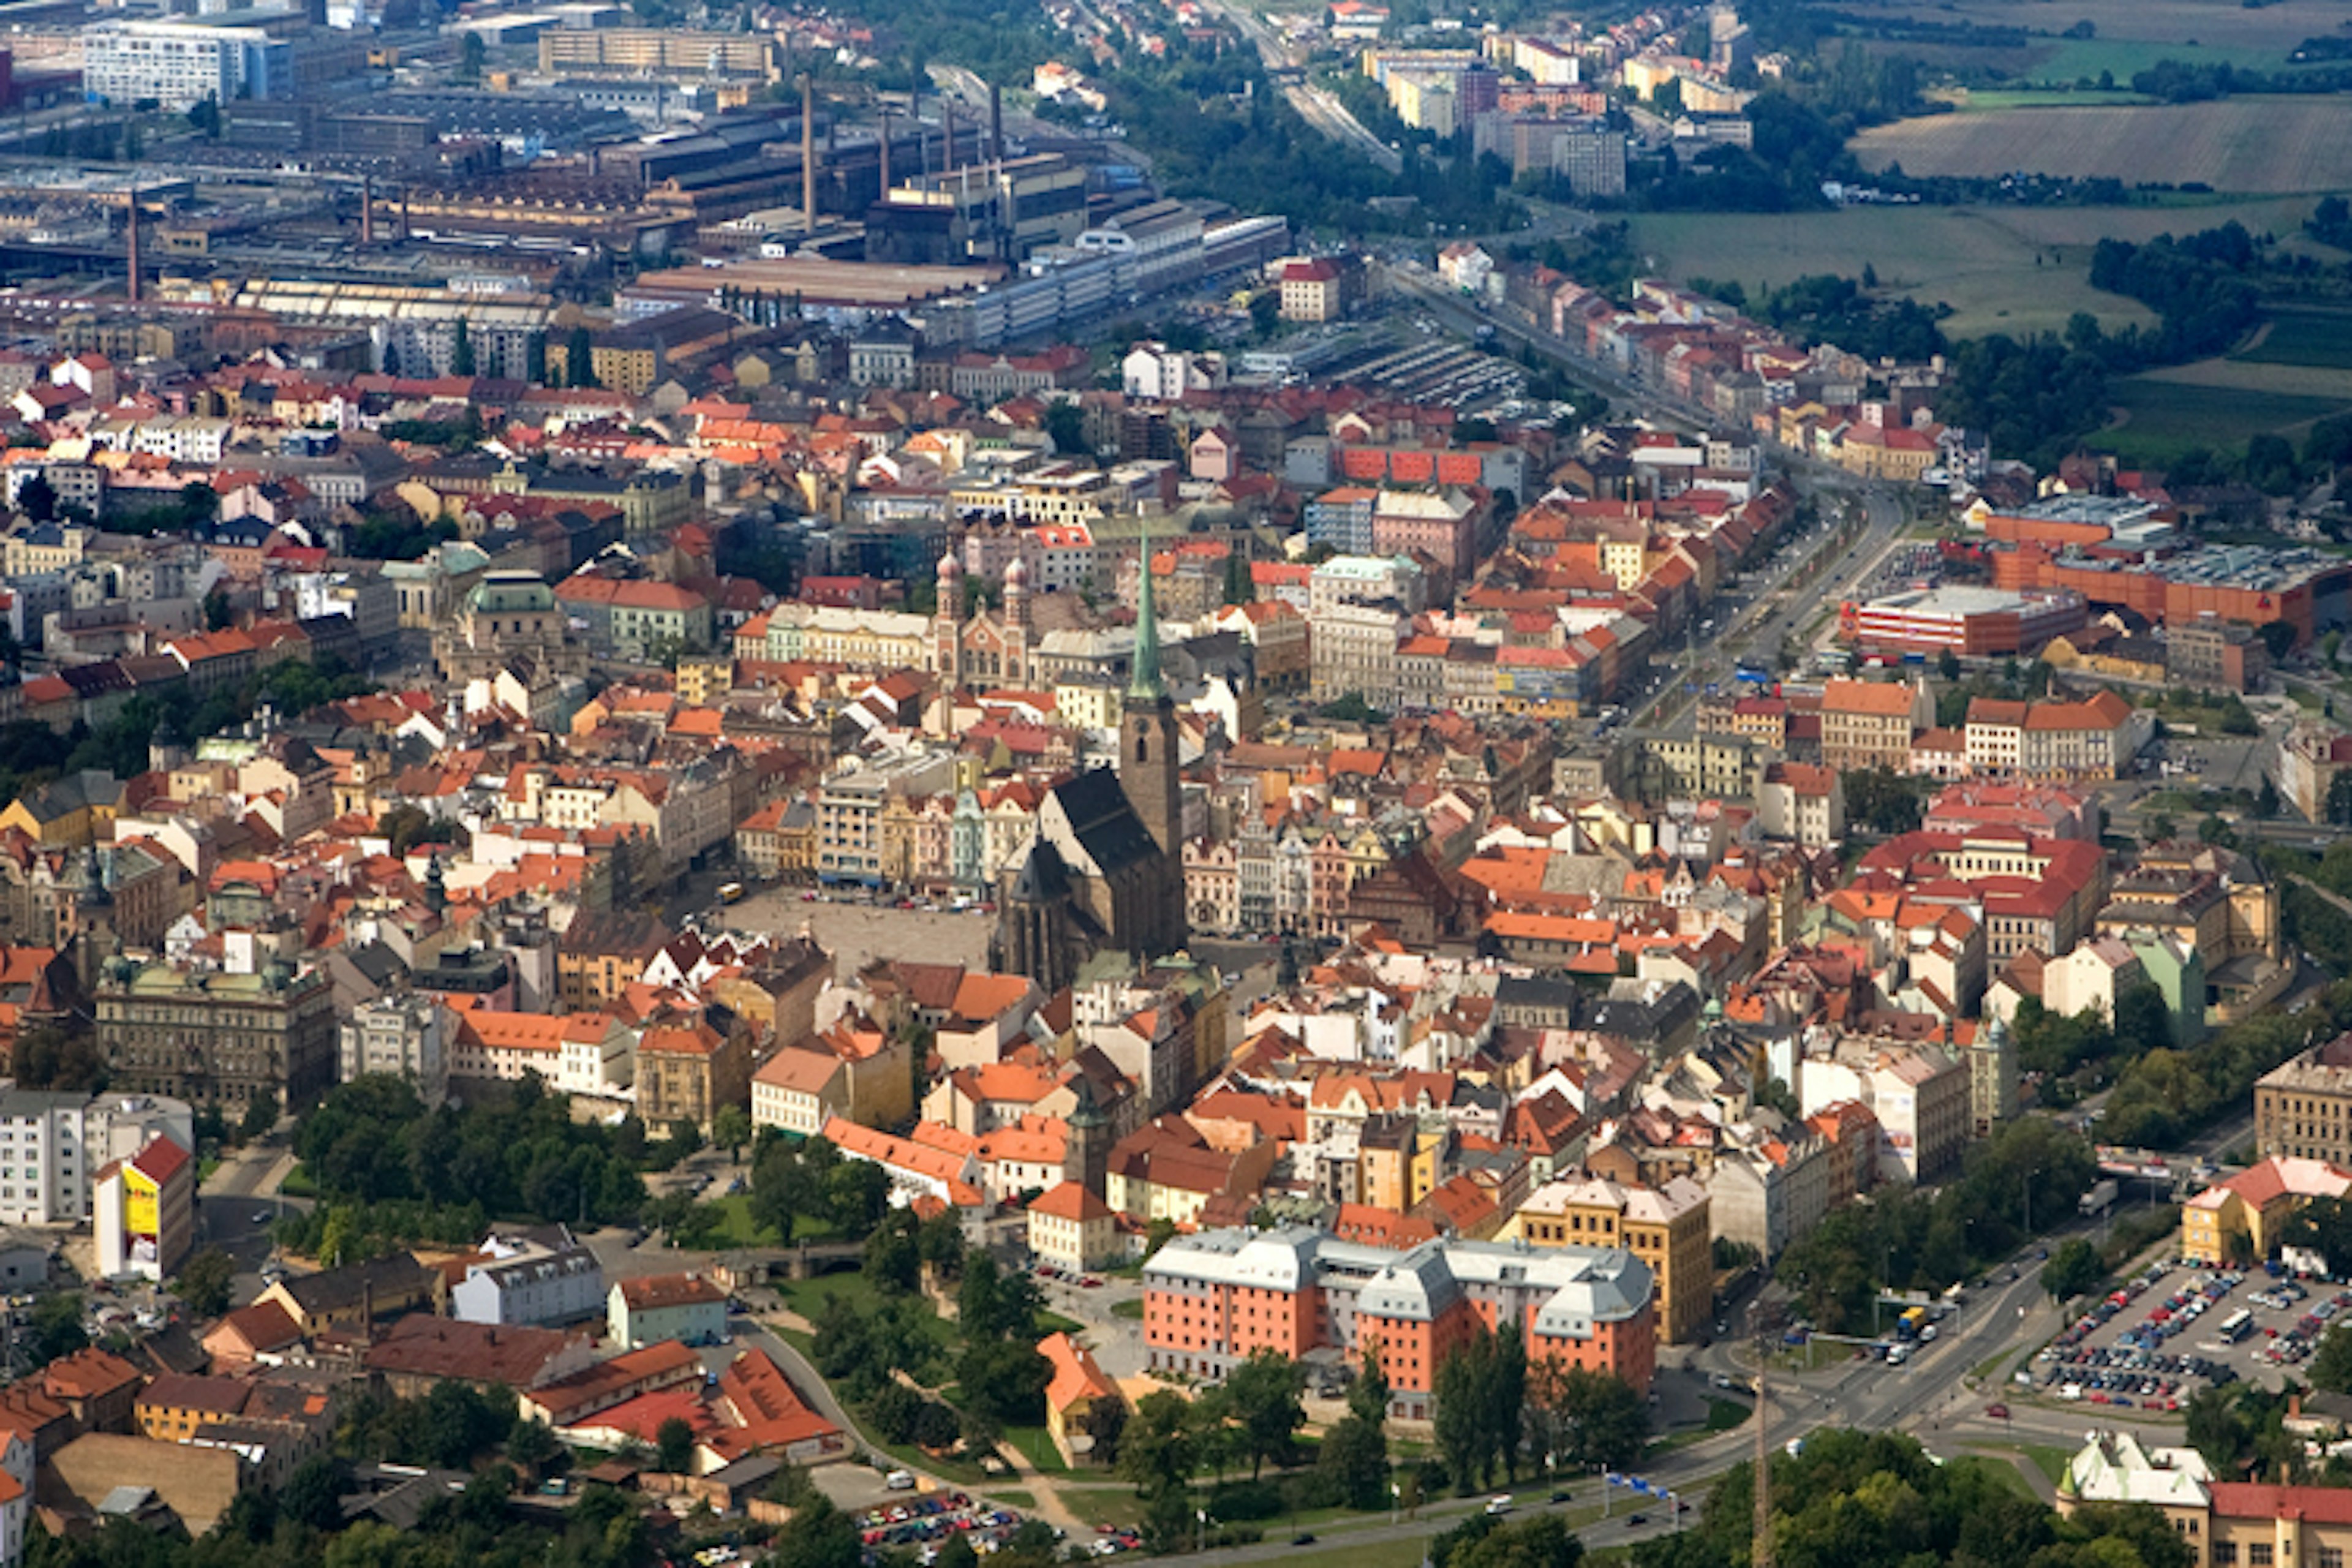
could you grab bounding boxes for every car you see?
[1627,1515,1649,1528]
[1550,1490,1572,1504]
[887,1471,918,1492]
[1985,1404,2009,1419]
[253,1209,275,1226]
[1485,1496,1514,1517]
[1291,1535,1318,1548]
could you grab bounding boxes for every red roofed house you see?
[1027,1181,1118,1272]
[1039,1331,1123,1468]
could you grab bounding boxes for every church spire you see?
[1129,522,1165,701]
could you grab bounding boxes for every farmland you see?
[2097,373,2352,464]
[2233,306,2352,371]
[1831,0,2346,82]
[1622,201,2339,340]
[1850,99,2352,194]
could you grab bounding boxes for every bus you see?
[2220,1309,2256,1344]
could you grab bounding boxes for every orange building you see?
[1142,1226,1654,1420]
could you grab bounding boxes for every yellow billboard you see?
[125,1170,158,1240]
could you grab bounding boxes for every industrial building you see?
[1841,585,2089,657]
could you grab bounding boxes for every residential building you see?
[1819,678,1929,772]
[1143,1226,1655,1417]
[2182,1155,2352,1265]
[749,1047,847,1139]
[2258,1035,2352,1165]
[1040,1332,1122,1469]
[636,1019,750,1136]
[608,1272,729,1349]
[2056,1427,2352,1568]
[1498,1173,1712,1344]
[338,993,451,1108]
[92,1133,193,1282]
[449,1231,605,1328]
[1027,1182,1120,1273]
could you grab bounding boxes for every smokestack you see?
[913,84,927,178]
[990,81,1004,165]
[878,105,891,199]
[801,76,817,234]
[360,175,373,247]
[124,187,138,305]
[943,104,957,171]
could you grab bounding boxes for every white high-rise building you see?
[0,1092,194,1226]
[82,18,292,111]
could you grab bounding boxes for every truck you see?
[2079,1178,2119,1218]
[1896,1305,1929,1340]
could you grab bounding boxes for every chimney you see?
[990,81,1004,165]
[360,175,373,246]
[877,105,891,199]
[943,103,956,171]
[124,187,138,305]
[801,75,818,234]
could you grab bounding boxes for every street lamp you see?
[1391,1482,1401,1525]
[1196,1509,1206,1553]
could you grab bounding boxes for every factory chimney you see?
[124,187,138,305]
[360,175,374,246]
[990,81,1004,165]
[943,104,957,171]
[801,75,818,235]
[877,105,891,200]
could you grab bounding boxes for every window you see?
[2248,1547,2272,1568]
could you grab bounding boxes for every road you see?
[1201,0,1404,175]
[195,1139,307,1303]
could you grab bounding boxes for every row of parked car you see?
[858,1492,1033,1558]
[2256,1287,2352,1366]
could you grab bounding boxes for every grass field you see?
[1945,88,2157,110]
[2233,305,2352,370]
[1838,0,2345,55]
[1852,98,2352,193]
[2100,373,2352,462]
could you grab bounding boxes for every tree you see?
[458,31,487,83]
[1116,1390,1197,1499]
[175,1246,236,1318]
[1250,290,1281,338]
[506,1416,562,1474]
[2041,1237,2108,1303]
[957,1336,1051,1430]
[18,472,56,522]
[712,1103,752,1164]
[1318,1413,1390,1510]
[864,1213,921,1294]
[1529,1363,1647,1472]
[451,318,476,378]
[279,1454,347,1531]
[655,1415,697,1474]
[567,325,599,388]
[25,1291,85,1369]
[204,587,234,631]
[241,1091,280,1142]
[1225,1347,1306,1480]
[772,1491,861,1568]
[1043,399,1090,459]
[1451,1515,1583,1568]
[1936,647,1961,683]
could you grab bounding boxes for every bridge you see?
[709,1239,868,1284]
[2093,1144,2222,1189]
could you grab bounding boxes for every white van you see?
[1485,1496,1514,1516]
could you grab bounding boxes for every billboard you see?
[125,1169,158,1266]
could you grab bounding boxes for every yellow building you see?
[2057,1428,2352,1568]
[2180,1155,2352,1265]
[0,769,124,848]
[1501,1173,1714,1344]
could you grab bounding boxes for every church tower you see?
[932,549,966,690]
[1121,531,1187,956]
[1005,554,1033,687]
[1122,534,1181,859]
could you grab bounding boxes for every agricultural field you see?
[1850,99,2352,194]
[1623,202,2334,341]
[1836,0,2347,81]
[2232,305,2352,371]
[2096,373,2352,464]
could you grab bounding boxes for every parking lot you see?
[2029,1258,2352,1408]
[850,1485,1072,1565]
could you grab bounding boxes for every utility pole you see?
[1751,1301,1773,1568]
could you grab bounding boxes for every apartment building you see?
[1143,1225,1656,1418]
[2258,1035,2352,1165]
[1819,677,1929,772]
[1499,1174,1712,1344]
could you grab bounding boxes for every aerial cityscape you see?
[0,0,2344,1564]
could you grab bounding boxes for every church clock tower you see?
[1121,530,1188,957]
